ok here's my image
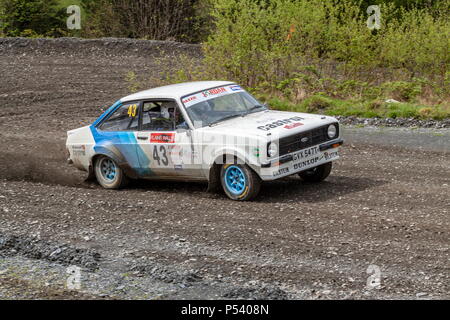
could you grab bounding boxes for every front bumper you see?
[259,139,343,181]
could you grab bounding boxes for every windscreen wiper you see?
[244,105,267,116]
[208,113,244,126]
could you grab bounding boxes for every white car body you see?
[66,81,343,192]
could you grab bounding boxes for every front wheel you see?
[220,164,261,201]
[299,162,332,183]
[94,155,128,189]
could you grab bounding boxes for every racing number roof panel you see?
[121,81,235,103]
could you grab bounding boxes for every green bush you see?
[381,81,423,102]
[204,0,448,82]
[195,0,449,112]
[132,0,448,119]
[303,95,333,113]
[0,0,66,37]
[80,0,212,42]
[379,6,449,78]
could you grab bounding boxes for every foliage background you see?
[0,0,448,119]
[0,0,66,37]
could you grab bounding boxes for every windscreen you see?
[181,85,266,128]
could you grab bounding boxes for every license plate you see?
[292,146,320,162]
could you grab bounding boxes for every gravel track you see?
[0,38,448,300]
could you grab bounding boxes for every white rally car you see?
[66,81,343,200]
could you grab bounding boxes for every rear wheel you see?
[299,162,332,183]
[220,164,261,201]
[94,156,128,189]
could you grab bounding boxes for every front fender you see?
[204,147,262,192]
[208,146,262,175]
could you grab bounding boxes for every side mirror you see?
[176,123,190,133]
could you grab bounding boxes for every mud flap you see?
[206,164,221,193]
[85,164,96,182]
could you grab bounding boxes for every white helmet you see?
[160,101,176,119]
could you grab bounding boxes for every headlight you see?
[267,142,278,157]
[327,124,337,139]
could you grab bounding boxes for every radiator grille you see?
[278,123,339,156]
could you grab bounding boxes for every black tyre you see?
[94,155,128,189]
[299,162,332,183]
[220,163,261,201]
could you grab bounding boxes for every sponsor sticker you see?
[324,150,339,161]
[293,156,322,171]
[257,116,304,131]
[182,85,244,108]
[291,148,339,171]
[230,85,243,92]
[182,96,197,105]
[273,167,290,177]
[284,122,303,129]
[256,117,277,123]
[150,133,175,144]
[202,87,227,97]
[168,145,183,157]
[72,145,86,156]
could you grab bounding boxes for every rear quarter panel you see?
[66,126,96,172]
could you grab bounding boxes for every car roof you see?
[121,81,235,102]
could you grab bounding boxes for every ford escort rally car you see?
[66,81,343,201]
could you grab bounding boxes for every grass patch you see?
[259,94,450,120]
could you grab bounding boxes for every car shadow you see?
[125,175,386,204]
[257,175,388,203]
[127,178,208,194]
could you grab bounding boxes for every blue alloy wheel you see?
[94,155,128,189]
[100,158,117,181]
[224,165,247,195]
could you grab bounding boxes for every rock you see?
[385,99,400,104]
[416,292,428,297]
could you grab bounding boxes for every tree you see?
[355,0,445,11]
[80,0,212,42]
[0,0,65,37]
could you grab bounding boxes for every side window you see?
[141,101,187,131]
[100,103,139,131]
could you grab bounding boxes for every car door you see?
[95,102,141,173]
[135,100,199,178]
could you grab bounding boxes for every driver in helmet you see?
[153,101,176,131]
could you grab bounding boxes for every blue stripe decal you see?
[92,100,122,127]
[90,101,152,177]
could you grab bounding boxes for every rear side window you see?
[100,103,139,131]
